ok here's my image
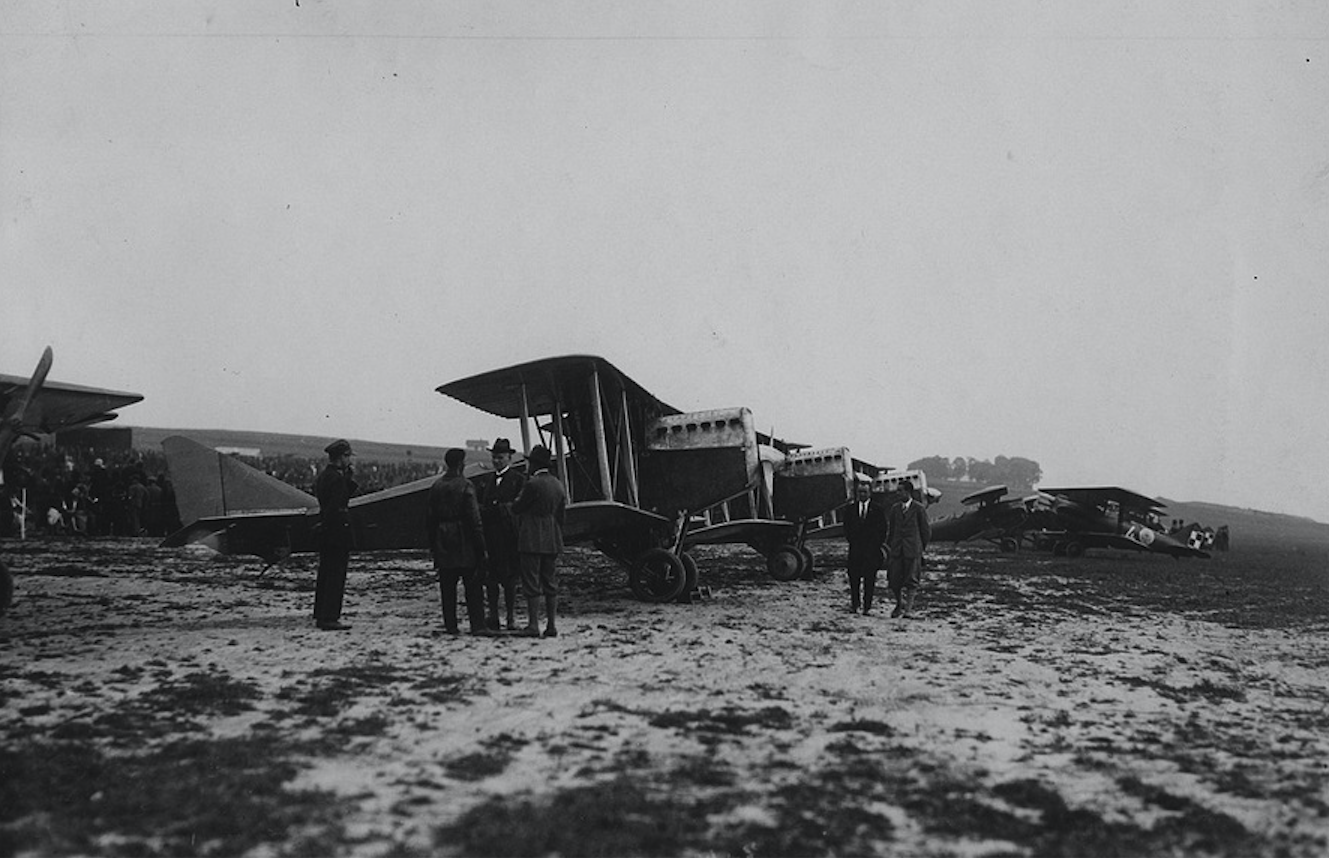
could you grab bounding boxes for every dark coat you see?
[472,467,528,562]
[886,499,931,559]
[426,474,486,569]
[511,470,567,555]
[315,463,358,550]
[844,496,888,574]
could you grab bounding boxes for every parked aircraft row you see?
[1,349,1212,616]
[927,484,1212,559]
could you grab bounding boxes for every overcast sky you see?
[5,2,1328,521]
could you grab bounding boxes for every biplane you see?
[1027,486,1210,559]
[928,484,1044,551]
[160,355,856,603]
[1,347,144,615]
[436,355,857,600]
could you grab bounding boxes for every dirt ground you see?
[2,535,1328,857]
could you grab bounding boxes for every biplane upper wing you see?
[1,355,142,437]
[961,485,1009,507]
[437,355,680,420]
[1038,486,1165,512]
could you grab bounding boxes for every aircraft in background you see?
[1,347,144,615]
[1027,486,1211,559]
[162,355,857,603]
[436,355,856,600]
[927,484,1045,552]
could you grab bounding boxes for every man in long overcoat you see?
[471,438,527,630]
[314,439,358,631]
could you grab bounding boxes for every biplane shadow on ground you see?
[437,355,856,602]
[1,347,144,615]
[1027,486,1211,559]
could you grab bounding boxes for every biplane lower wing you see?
[564,501,672,543]
[683,518,799,549]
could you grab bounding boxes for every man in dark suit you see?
[886,481,931,618]
[471,438,527,631]
[314,439,358,631]
[844,477,888,613]
[426,448,488,635]
[511,445,567,638]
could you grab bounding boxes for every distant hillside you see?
[126,426,466,466]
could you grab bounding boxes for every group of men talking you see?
[310,438,928,634]
[311,437,568,637]
[843,477,931,618]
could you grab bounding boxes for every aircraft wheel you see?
[1052,542,1068,557]
[630,548,687,603]
[1064,541,1085,558]
[999,538,1019,553]
[798,546,816,579]
[767,545,804,582]
[0,556,11,617]
[674,553,700,603]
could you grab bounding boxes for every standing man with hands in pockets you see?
[886,480,931,619]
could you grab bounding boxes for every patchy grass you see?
[0,736,346,857]
[648,705,794,734]
[437,778,706,857]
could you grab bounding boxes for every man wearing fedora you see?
[472,438,527,631]
[314,439,358,631]
[510,445,567,638]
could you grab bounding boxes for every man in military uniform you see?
[427,448,488,635]
[471,438,527,630]
[314,439,358,631]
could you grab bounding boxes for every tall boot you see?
[504,586,516,630]
[523,596,541,637]
[901,588,917,618]
[484,580,501,631]
[890,588,904,619]
[542,595,558,637]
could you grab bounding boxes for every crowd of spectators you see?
[1,443,443,540]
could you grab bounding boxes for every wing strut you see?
[519,382,533,456]
[553,393,570,495]
[588,367,614,501]
[618,387,640,507]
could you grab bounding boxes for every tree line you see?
[906,455,1042,489]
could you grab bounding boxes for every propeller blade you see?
[12,346,54,427]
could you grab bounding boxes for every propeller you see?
[1,346,54,460]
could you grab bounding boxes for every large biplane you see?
[436,355,856,600]
[1027,486,1210,559]
[161,355,856,603]
[1,347,144,615]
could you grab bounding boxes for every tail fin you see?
[163,435,317,526]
